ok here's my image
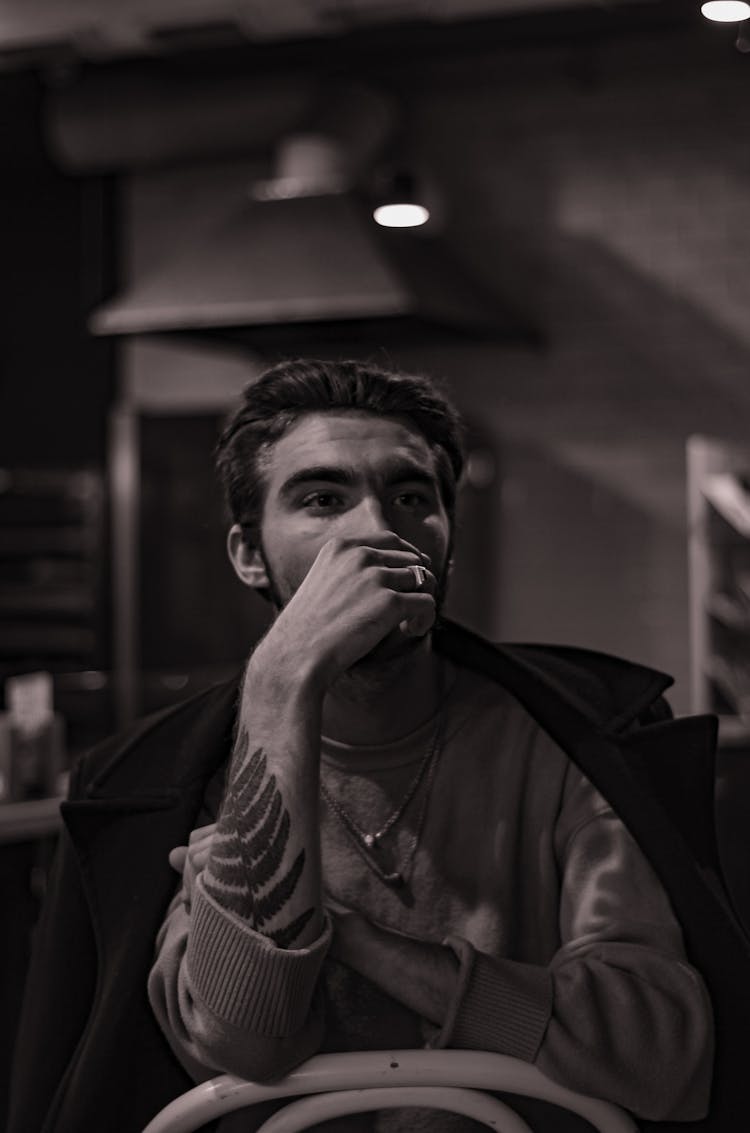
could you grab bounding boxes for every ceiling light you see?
[372,170,430,229]
[373,202,430,228]
[701,1,750,21]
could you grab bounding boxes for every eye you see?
[394,491,431,510]
[301,491,344,513]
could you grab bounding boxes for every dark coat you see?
[8,620,750,1133]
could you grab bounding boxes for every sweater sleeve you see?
[435,782,715,1122]
[148,841,332,1083]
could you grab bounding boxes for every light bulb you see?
[701,1,750,21]
[373,203,430,228]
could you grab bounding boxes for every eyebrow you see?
[278,462,439,500]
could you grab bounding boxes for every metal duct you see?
[89,189,537,347]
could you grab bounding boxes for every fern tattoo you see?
[202,731,314,947]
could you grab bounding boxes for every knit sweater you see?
[148,661,714,1131]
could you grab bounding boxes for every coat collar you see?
[81,673,241,801]
[433,620,673,735]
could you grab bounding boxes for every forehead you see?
[263,411,438,486]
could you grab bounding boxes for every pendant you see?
[363,833,376,848]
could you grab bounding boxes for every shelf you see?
[0,466,106,676]
[689,438,750,722]
[706,655,750,717]
[0,795,63,845]
[0,585,95,615]
[717,717,750,747]
[0,527,96,557]
[702,472,750,538]
[0,624,97,655]
[705,592,750,632]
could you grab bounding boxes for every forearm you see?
[202,653,325,948]
[440,807,716,1122]
[331,806,715,1122]
[328,908,459,1026]
[149,882,331,1083]
[539,942,713,1120]
[149,653,330,1080]
[439,934,713,1122]
[334,910,713,1121]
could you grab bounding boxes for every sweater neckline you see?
[320,662,476,772]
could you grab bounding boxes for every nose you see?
[345,493,391,536]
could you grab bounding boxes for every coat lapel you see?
[61,675,240,968]
[435,620,750,966]
[436,619,702,870]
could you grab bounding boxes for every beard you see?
[331,638,428,702]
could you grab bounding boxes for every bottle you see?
[3,672,65,801]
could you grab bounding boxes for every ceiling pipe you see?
[43,71,395,175]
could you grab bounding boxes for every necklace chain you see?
[320,683,446,887]
[320,731,436,849]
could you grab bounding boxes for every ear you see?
[227,524,269,591]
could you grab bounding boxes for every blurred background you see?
[2,0,750,1119]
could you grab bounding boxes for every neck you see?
[321,637,444,746]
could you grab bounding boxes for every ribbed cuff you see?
[435,936,553,1062]
[187,877,331,1037]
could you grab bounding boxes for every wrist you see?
[246,636,326,702]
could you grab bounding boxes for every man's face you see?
[256,410,452,655]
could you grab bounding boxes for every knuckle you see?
[324,535,347,555]
[349,545,369,570]
[373,590,398,618]
[374,585,395,608]
[373,564,391,585]
[392,590,410,613]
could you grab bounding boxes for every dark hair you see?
[215,358,465,546]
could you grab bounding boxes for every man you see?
[10,358,736,1133]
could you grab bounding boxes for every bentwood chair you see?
[141,1049,638,1133]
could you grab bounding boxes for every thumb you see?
[399,612,434,638]
[168,845,188,873]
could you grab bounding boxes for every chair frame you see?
[141,1049,640,1133]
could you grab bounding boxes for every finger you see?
[400,616,435,639]
[336,532,432,564]
[188,833,214,858]
[188,845,212,873]
[188,823,216,846]
[363,548,433,570]
[395,592,437,638]
[325,894,354,915]
[168,846,188,873]
[382,564,437,596]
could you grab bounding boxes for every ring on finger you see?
[408,563,428,590]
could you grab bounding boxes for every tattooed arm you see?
[148,661,329,1081]
[149,533,437,1081]
[201,660,325,950]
